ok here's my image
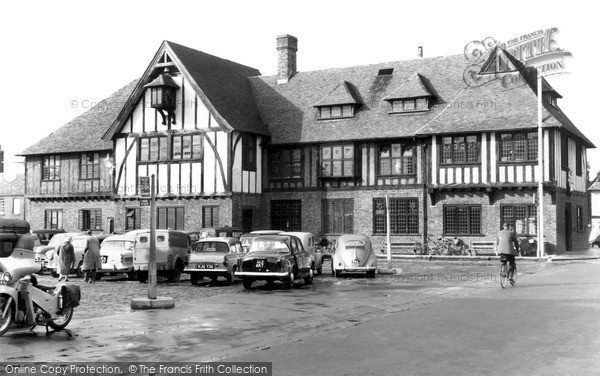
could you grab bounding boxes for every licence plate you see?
[101,256,108,263]
[255,260,265,268]
[197,264,215,269]
[352,259,359,267]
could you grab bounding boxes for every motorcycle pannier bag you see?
[60,284,81,308]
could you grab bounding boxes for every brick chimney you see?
[276,34,298,84]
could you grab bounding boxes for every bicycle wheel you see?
[500,263,509,289]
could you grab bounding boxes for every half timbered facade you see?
[20,35,595,253]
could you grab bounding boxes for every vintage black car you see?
[235,234,314,289]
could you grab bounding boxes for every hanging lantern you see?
[144,70,179,125]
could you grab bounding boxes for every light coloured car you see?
[185,237,244,285]
[46,234,89,278]
[97,231,142,281]
[33,232,83,270]
[280,231,323,275]
[239,230,283,252]
[332,234,377,278]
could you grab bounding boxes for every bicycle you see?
[413,236,436,255]
[499,256,517,288]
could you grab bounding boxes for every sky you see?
[1,0,598,180]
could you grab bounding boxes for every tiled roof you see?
[384,73,433,100]
[313,81,360,106]
[0,173,24,195]
[250,53,593,147]
[19,80,138,156]
[104,41,268,140]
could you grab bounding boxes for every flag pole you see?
[537,73,545,257]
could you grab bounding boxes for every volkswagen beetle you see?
[332,234,377,278]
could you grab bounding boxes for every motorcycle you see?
[0,233,80,336]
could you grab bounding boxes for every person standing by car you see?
[57,236,75,281]
[82,230,101,283]
[495,222,520,285]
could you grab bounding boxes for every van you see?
[132,229,189,282]
[199,227,244,239]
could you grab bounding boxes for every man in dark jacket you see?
[495,222,520,284]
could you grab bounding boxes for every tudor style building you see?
[20,35,595,253]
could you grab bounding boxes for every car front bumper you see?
[235,271,288,278]
[334,266,377,273]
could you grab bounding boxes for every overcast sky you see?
[1,0,598,179]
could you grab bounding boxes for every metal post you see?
[148,174,157,299]
[537,73,545,257]
[386,195,391,266]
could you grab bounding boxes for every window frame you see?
[320,144,357,178]
[157,206,185,230]
[500,132,538,163]
[377,143,416,177]
[317,105,355,120]
[242,134,257,171]
[45,209,63,230]
[42,155,61,181]
[0,198,4,216]
[202,205,219,228]
[139,136,168,162]
[561,134,569,170]
[80,152,100,180]
[576,205,583,232]
[443,205,482,236]
[125,207,141,231]
[268,147,303,181]
[78,208,102,231]
[172,134,203,161]
[389,97,429,113]
[322,199,354,234]
[500,204,537,236]
[372,197,419,235]
[575,144,583,176]
[271,200,302,231]
[439,135,480,165]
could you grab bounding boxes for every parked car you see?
[589,222,600,247]
[236,234,314,289]
[132,229,189,282]
[96,231,142,281]
[331,234,377,278]
[32,229,66,246]
[46,234,89,278]
[319,233,342,261]
[280,231,323,275]
[239,230,283,252]
[198,227,244,239]
[185,237,244,285]
[33,231,83,270]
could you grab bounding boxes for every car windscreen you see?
[195,242,229,253]
[249,240,290,254]
[48,234,67,246]
[102,240,134,250]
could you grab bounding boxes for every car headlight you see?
[0,272,12,284]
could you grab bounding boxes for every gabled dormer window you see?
[385,73,434,114]
[318,105,355,120]
[390,97,429,113]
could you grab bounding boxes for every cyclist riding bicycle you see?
[495,222,520,285]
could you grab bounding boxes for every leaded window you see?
[443,205,481,235]
[500,133,538,162]
[378,143,415,176]
[322,199,353,234]
[157,206,185,230]
[321,145,355,177]
[80,153,100,179]
[373,198,419,235]
[42,155,60,180]
[440,136,479,164]
[269,148,302,180]
[140,136,168,162]
[500,205,537,235]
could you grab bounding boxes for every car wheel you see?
[226,267,236,285]
[127,271,138,281]
[190,273,201,285]
[94,273,103,281]
[242,279,253,290]
[137,271,148,283]
[334,270,341,278]
[304,267,314,285]
[284,267,295,288]
[367,270,376,279]
[50,270,59,278]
